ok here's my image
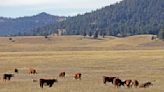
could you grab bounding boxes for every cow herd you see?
[1,68,154,89]
[103,76,153,88]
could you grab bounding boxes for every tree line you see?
[23,0,164,39]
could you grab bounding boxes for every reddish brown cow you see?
[59,72,65,77]
[124,79,133,88]
[103,76,116,84]
[29,68,37,74]
[74,73,82,80]
[113,78,124,88]
[133,80,139,88]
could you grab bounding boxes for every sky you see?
[0,0,122,18]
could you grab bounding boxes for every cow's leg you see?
[40,82,44,88]
[49,84,53,87]
[8,77,11,80]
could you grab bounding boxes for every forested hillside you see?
[0,0,163,36]
[32,0,164,37]
[0,12,66,36]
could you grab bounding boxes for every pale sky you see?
[0,0,122,18]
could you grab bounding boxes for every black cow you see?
[14,68,18,73]
[40,79,58,88]
[3,74,14,81]
[103,76,116,84]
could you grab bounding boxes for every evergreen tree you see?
[88,31,92,37]
[93,31,99,39]
[82,31,87,38]
[158,29,164,40]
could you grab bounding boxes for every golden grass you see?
[0,35,163,52]
[0,50,164,92]
[0,35,164,92]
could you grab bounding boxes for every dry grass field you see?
[0,35,164,92]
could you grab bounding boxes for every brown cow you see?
[139,82,153,88]
[3,74,14,81]
[124,79,133,88]
[103,76,116,84]
[32,79,38,82]
[74,73,81,80]
[132,80,139,88]
[113,78,124,88]
[29,68,37,74]
[40,78,58,88]
[59,72,65,77]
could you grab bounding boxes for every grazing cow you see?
[139,82,153,88]
[32,79,38,82]
[133,80,139,88]
[59,72,65,77]
[3,74,14,81]
[103,76,116,84]
[151,36,157,40]
[29,68,37,74]
[74,73,82,80]
[113,78,124,88]
[14,68,18,73]
[124,79,133,88]
[40,79,58,88]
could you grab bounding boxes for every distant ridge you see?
[0,12,66,36]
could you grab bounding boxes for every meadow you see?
[0,35,164,92]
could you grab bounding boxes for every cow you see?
[40,78,58,88]
[14,68,18,73]
[139,81,153,88]
[151,36,157,40]
[29,68,37,74]
[32,79,38,82]
[132,80,139,88]
[124,79,133,88]
[103,76,116,84]
[74,73,82,80]
[3,74,14,81]
[59,72,65,78]
[113,78,124,88]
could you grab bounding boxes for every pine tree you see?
[88,31,92,37]
[93,30,99,39]
[158,29,164,40]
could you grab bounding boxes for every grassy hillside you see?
[0,35,163,52]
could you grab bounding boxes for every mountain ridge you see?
[0,12,66,36]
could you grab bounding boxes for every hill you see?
[0,35,163,52]
[33,0,164,36]
[0,12,66,36]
